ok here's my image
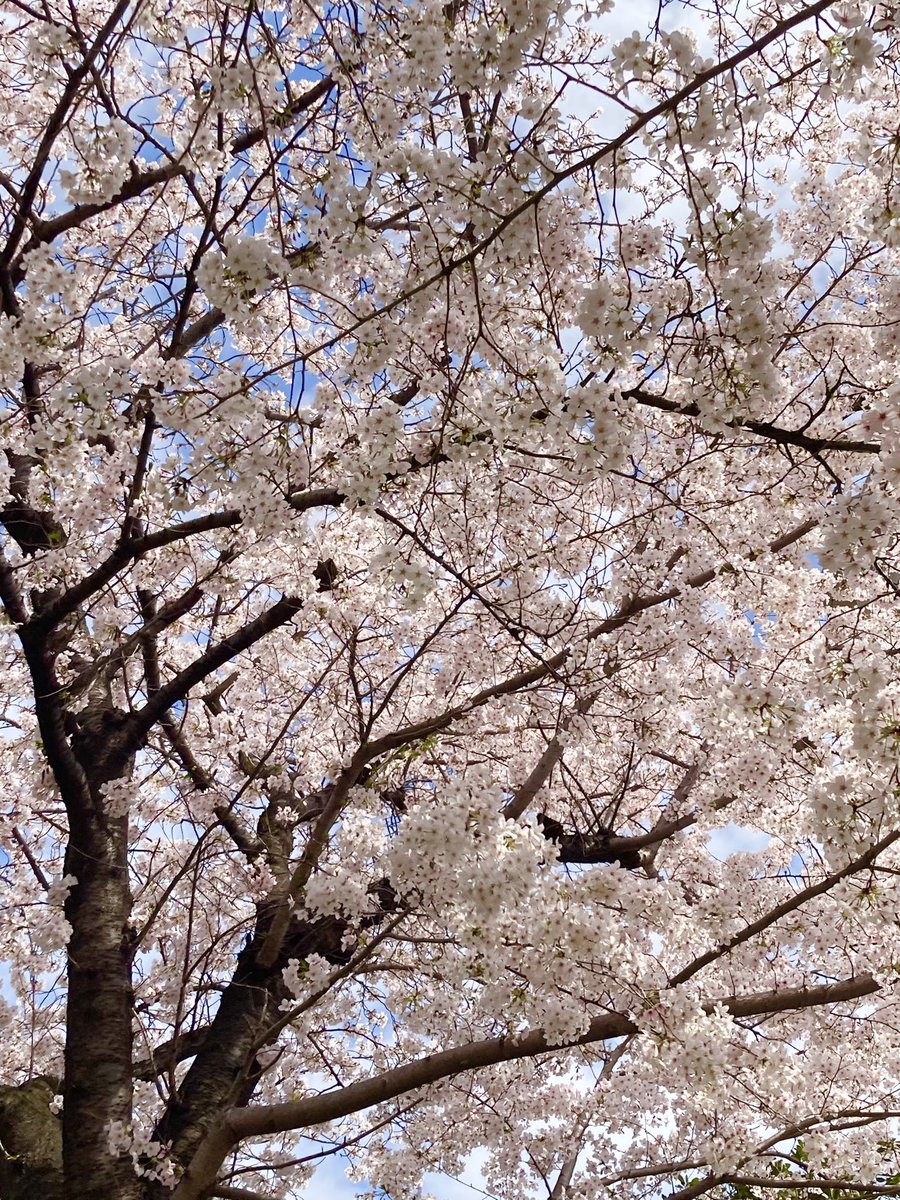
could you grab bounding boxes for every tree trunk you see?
[20,627,142,1200]
[0,1079,63,1200]
[155,911,350,1165]
[62,806,141,1200]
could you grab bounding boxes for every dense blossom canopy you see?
[2,0,900,1198]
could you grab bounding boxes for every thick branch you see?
[231,77,334,153]
[120,594,304,755]
[17,80,334,260]
[625,386,881,456]
[0,0,134,266]
[724,1180,900,1194]
[173,975,878,1199]
[134,1027,211,1082]
[668,827,900,988]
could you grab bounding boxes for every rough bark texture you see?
[62,806,140,1200]
[18,614,141,1200]
[64,725,139,1198]
[155,911,355,1164]
[0,1079,63,1200]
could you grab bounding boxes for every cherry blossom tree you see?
[2,0,900,1198]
